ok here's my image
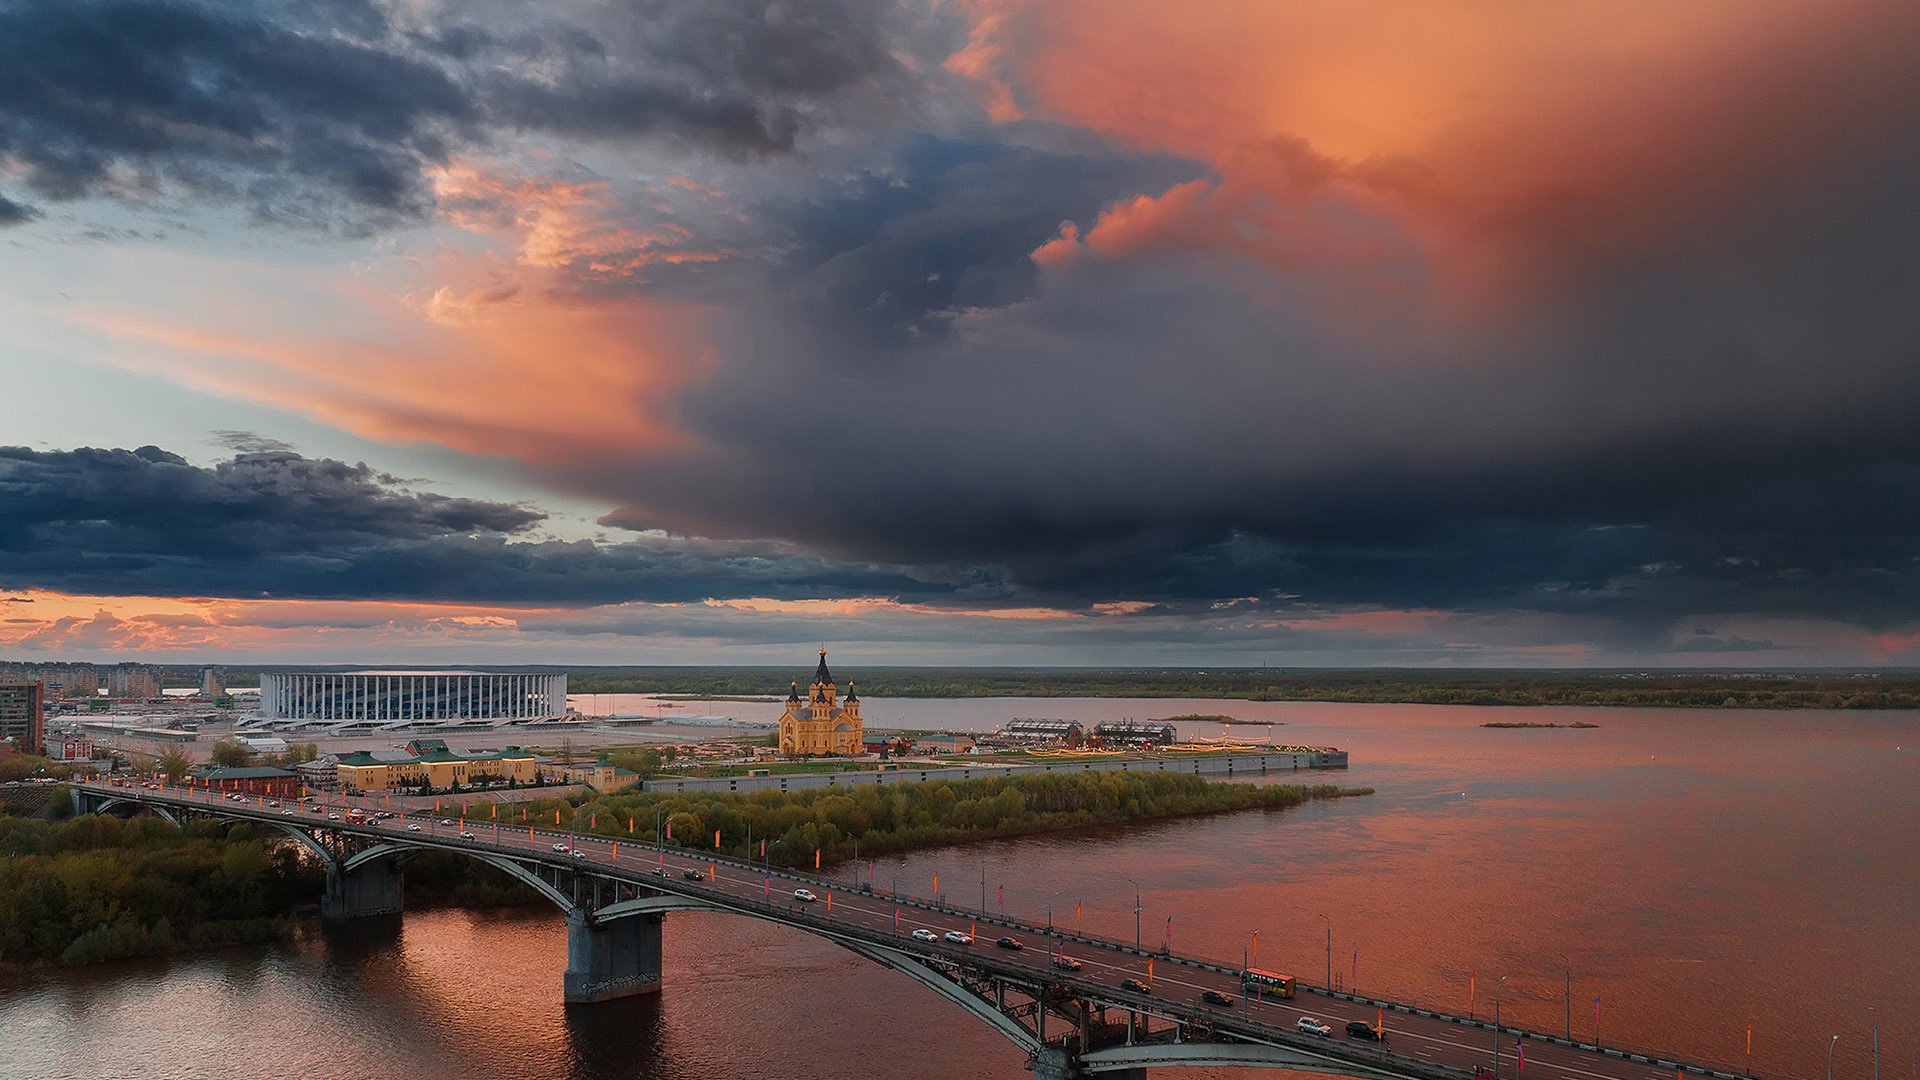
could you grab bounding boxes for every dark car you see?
[995,936,1025,951]
[1202,989,1235,1007]
[1347,1021,1386,1041]
[858,881,874,894]
[1121,978,1152,995]
[682,868,703,881]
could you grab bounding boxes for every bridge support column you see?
[563,909,662,1003]
[322,859,404,920]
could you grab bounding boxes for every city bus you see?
[1241,968,1296,998]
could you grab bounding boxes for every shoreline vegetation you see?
[551,668,1920,709]
[1,773,1367,969]
[1481,721,1600,729]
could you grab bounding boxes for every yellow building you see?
[333,744,538,793]
[778,649,863,756]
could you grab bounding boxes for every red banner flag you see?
[1516,1038,1525,1072]
[590,812,596,829]
[933,871,939,893]
[761,838,766,858]
[666,820,673,839]
[628,817,634,834]
[815,848,821,869]
[714,829,721,849]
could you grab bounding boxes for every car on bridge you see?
[571,849,587,858]
[944,931,972,945]
[1121,978,1151,995]
[439,819,453,826]
[682,868,703,881]
[551,842,571,852]
[794,889,818,902]
[407,824,422,832]
[1346,1020,1386,1041]
[1051,955,1083,971]
[911,929,938,942]
[995,936,1024,951]
[1296,1017,1332,1037]
[1201,989,1235,1007]
[460,831,476,840]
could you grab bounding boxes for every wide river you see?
[4,700,1916,1080]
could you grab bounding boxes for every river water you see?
[3,700,1916,1080]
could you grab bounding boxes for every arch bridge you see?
[70,782,1735,1080]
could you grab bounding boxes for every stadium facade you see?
[257,671,567,724]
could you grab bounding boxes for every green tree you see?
[155,750,195,782]
[208,740,250,768]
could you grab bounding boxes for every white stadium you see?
[254,670,571,735]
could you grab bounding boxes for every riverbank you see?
[563,771,1372,869]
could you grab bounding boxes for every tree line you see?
[0,813,321,966]
[561,666,1920,708]
[465,771,1371,871]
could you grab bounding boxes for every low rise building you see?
[552,760,640,792]
[1093,720,1180,747]
[199,766,301,798]
[992,718,1085,747]
[334,744,539,793]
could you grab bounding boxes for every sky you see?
[3,0,1920,667]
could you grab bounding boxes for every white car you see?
[1296,1017,1332,1037]
[571,849,587,859]
[910,928,939,942]
[327,813,341,821]
[407,823,423,832]
[439,819,453,827]
[551,842,571,852]
[281,810,295,816]
[459,831,475,840]
[793,889,818,902]
[943,931,972,945]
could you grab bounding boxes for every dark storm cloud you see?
[0,0,950,229]
[0,192,41,225]
[0,445,960,604]
[574,113,1920,634]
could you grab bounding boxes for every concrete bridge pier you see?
[563,908,663,1003]
[321,859,404,920]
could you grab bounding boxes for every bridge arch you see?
[88,797,182,828]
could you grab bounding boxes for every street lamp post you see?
[1830,1035,1840,1080]
[1561,953,1572,1041]
[1319,913,1331,989]
[1128,877,1142,952]
[1494,976,1508,1080]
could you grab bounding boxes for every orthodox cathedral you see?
[777,649,863,756]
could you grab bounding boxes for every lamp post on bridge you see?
[1561,953,1572,1041]
[1493,976,1508,1080]
[1829,1034,1840,1080]
[1127,877,1142,952]
[1318,913,1331,989]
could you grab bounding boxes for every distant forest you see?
[200,666,1920,709]
[507,668,1920,709]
